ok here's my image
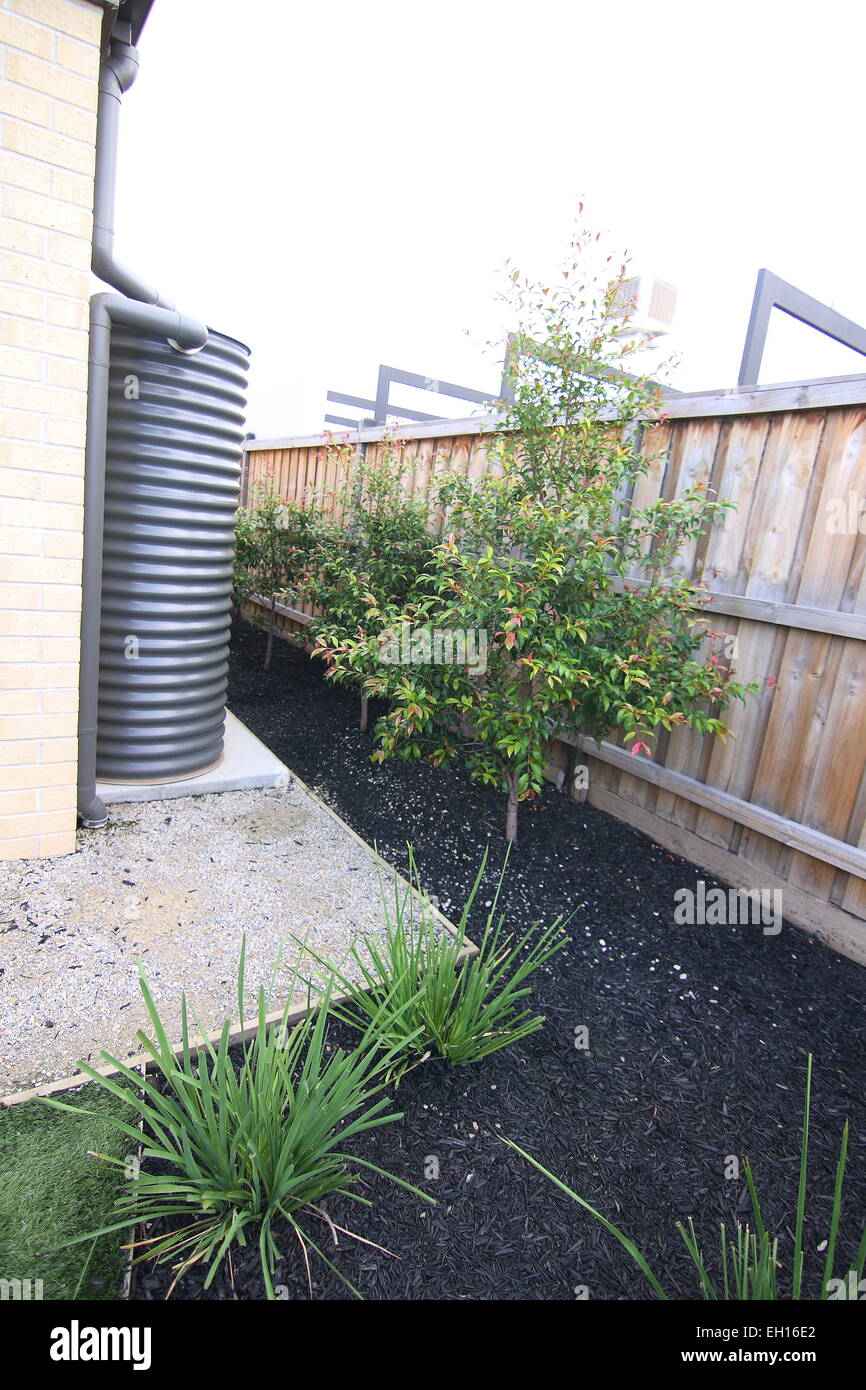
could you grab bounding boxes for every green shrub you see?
[43,944,432,1300]
[309,438,437,730]
[341,228,758,839]
[233,484,323,670]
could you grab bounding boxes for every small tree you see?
[339,228,759,840]
[233,485,322,671]
[231,502,257,622]
[309,439,437,729]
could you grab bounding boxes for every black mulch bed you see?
[131,619,866,1300]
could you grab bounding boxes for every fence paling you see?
[242,379,866,963]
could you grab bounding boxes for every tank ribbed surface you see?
[96,326,250,782]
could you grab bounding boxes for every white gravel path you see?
[0,779,441,1096]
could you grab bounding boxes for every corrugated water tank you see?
[95,324,250,783]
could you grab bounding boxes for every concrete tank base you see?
[96,712,289,806]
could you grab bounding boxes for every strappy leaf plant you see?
[41,942,433,1299]
[300,849,568,1083]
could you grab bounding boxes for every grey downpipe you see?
[77,21,208,826]
[91,25,173,308]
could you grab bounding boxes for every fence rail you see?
[243,372,866,964]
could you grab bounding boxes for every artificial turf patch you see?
[0,1083,130,1301]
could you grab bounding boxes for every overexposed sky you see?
[114,0,866,438]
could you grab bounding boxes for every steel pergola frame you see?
[738,268,866,386]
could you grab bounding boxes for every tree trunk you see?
[360,694,369,732]
[505,771,519,843]
[264,595,276,671]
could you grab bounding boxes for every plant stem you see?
[264,595,276,671]
[505,770,519,843]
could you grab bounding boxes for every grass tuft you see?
[41,940,434,1300]
[298,847,569,1083]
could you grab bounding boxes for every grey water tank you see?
[96,325,250,783]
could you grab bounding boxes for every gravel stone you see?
[0,779,432,1095]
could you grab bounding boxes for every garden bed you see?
[127,619,866,1299]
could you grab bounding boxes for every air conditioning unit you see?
[614,276,677,338]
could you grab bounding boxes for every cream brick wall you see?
[0,0,101,860]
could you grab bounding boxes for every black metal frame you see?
[325,363,502,429]
[738,268,866,386]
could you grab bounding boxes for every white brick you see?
[42,474,84,503]
[47,356,87,390]
[1,0,97,863]
[0,346,45,381]
[46,295,88,330]
[52,100,96,144]
[0,216,47,256]
[43,529,83,559]
[57,32,100,80]
[39,784,77,812]
[0,148,53,195]
[1,316,88,358]
[4,186,92,239]
[8,0,102,45]
[0,409,42,441]
[1,439,85,475]
[51,165,94,207]
[0,10,55,60]
[0,282,46,321]
[2,251,90,299]
[48,229,91,269]
[44,415,86,446]
[0,834,40,859]
[39,829,77,857]
[0,555,81,585]
[0,78,52,126]
[0,470,43,500]
[42,685,79,712]
[6,50,98,111]
[0,607,79,635]
[5,119,97,177]
[0,378,83,417]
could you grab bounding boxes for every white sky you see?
[114,0,866,439]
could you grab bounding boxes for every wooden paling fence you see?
[243,373,866,963]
